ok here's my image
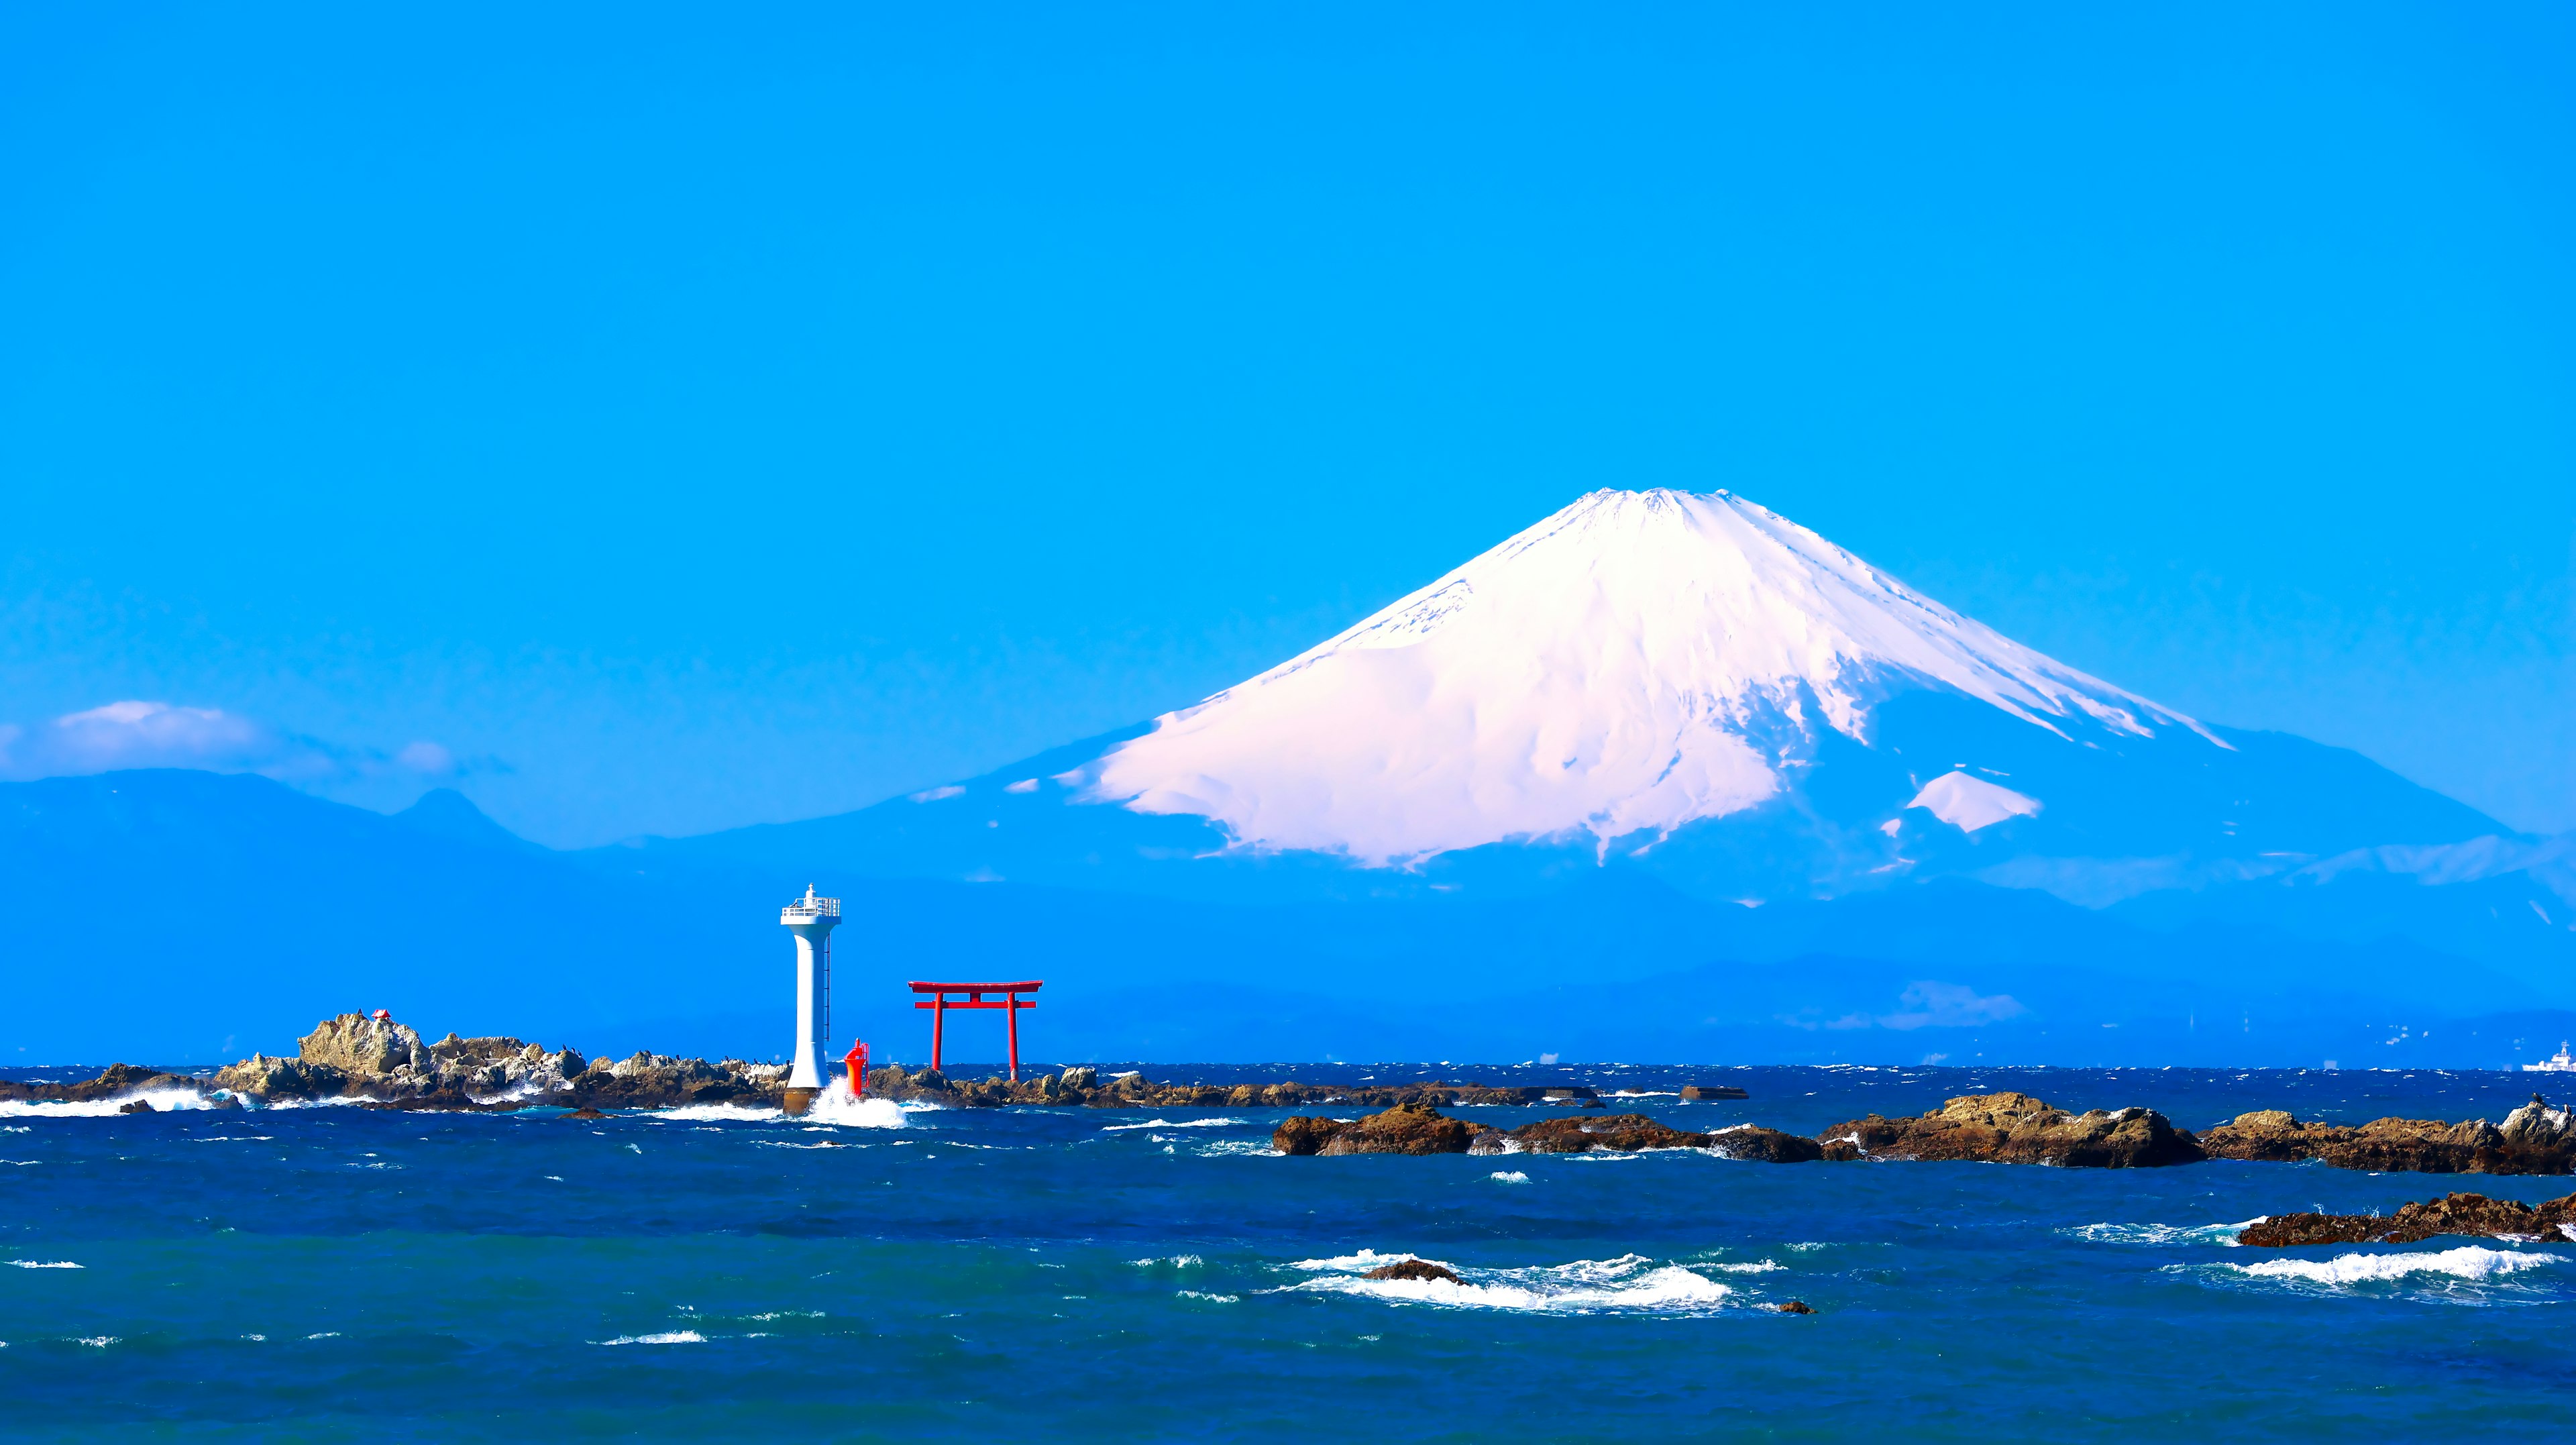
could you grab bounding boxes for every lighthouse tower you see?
[778,884,842,1116]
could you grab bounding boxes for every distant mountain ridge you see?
[5,490,2571,1069]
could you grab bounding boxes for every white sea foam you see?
[1283,1250,1733,1315]
[807,1087,915,1129]
[74,1336,118,1347]
[0,1086,222,1118]
[1195,1138,1279,1157]
[1101,1117,1246,1132]
[1130,1254,1205,1268]
[2229,1246,2557,1287]
[7,1261,82,1269]
[651,1103,782,1122]
[1176,1290,1240,1302]
[753,1140,847,1149]
[2068,1221,2257,1247]
[599,1330,706,1345]
[1707,1261,1784,1274]
[1489,1171,1530,1183]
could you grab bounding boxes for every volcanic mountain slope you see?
[644,488,2504,910]
[1087,487,2217,863]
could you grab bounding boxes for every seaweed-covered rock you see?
[1511,1114,1713,1154]
[1362,1259,1462,1284]
[2237,1191,2576,1247]
[1819,1093,2203,1168]
[1706,1124,1825,1163]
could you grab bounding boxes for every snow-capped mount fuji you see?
[643,486,2502,917]
[1085,488,2220,865]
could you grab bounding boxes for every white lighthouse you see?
[779,884,842,1116]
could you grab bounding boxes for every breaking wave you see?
[2230,1246,2557,1287]
[0,1087,223,1118]
[1281,1250,1735,1315]
[2066,1221,2258,1247]
[806,1090,911,1129]
[598,1331,706,1345]
[651,1102,782,1122]
[1101,1117,1247,1132]
[6,1261,82,1269]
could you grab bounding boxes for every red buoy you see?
[843,1038,869,1100]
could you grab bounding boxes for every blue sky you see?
[2,3,2569,845]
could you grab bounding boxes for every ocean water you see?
[5,1064,2575,1442]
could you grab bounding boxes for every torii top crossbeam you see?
[910,980,1043,1079]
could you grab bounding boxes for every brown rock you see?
[1307,1102,1477,1155]
[1360,1259,1463,1284]
[1681,1085,1748,1101]
[1273,1116,1353,1155]
[1818,1093,2204,1168]
[2201,1106,2574,1175]
[117,1098,156,1114]
[560,1106,608,1120]
[1775,1299,1816,1315]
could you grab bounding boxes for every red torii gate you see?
[911,980,1042,1079]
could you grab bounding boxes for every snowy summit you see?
[1089,488,2214,863]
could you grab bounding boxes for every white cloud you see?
[0,700,468,785]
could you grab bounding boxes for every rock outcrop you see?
[2199,1099,2576,1176]
[1274,1102,1483,1156]
[1706,1124,1827,1163]
[204,1015,764,1110]
[864,1063,1603,1111]
[0,1062,201,1105]
[2236,1190,2576,1247]
[1818,1092,2204,1168]
[1362,1259,1464,1284]
[1510,1114,1715,1154]
[1275,1106,1823,1161]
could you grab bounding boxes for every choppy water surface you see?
[5,1065,2574,1442]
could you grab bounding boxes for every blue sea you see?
[5,1063,2573,1442]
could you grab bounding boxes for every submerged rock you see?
[1818,1092,2204,1168]
[2237,1190,2576,1248]
[1775,1299,1816,1315]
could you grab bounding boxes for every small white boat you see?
[2524,1042,2576,1073]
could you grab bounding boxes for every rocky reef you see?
[1275,1093,2195,1166]
[2200,1095,2575,1175]
[2237,1189,2576,1247]
[1817,1091,2206,1168]
[197,1014,786,1110]
[1271,1105,1827,1161]
[860,1063,1601,1111]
